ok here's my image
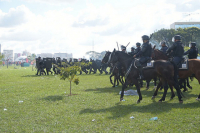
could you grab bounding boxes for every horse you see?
[109,49,183,103]
[102,51,124,87]
[152,49,200,100]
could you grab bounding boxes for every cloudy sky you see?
[0,0,200,58]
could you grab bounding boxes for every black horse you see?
[109,49,183,103]
[102,51,124,87]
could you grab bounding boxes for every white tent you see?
[15,56,27,62]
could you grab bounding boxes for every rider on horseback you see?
[121,45,127,53]
[133,35,152,80]
[134,42,141,56]
[160,41,168,54]
[166,35,184,78]
[184,42,198,59]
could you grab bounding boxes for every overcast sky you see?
[0,0,200,58]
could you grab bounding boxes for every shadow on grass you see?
[85,87,122,94]
[21,75,55,77]
[41,95,64,101]
[79,101,200,119]
[21,75,39,77]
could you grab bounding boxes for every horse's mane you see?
[153,49,168,60]
[116,51,132,59]
[154,49,165,55]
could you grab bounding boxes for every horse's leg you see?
[146,80,150,90]
[116,77,119,86]
[118,75,123,85]
[89,67,92,74]
[153,77,157,90]
[120,81,128,101]
[152,81,162,99]
[183,78,188,92]
[186,77,192,89]
[195,75,200,100]
[133,79,142,103]
[159,82,168,102]
[179,79,183,89]
[121,76,124,84]
[113,75,117,87]
[110,75,114,85]
[169,79,183,103]
[169,84,175,99]
[140,80,143,87]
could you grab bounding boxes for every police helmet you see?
[136,42,141,46]
[131,47,135,50]
[190,42,196,47]
[142,35,150,40]
[172,35,181,42]
[160,41,166,46]
[121,45,126,50]
[38,56,41,59]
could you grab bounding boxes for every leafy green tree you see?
[152,27,200,54]
[59,64,81,96]
[86,51,106,59]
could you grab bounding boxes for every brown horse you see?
[152,49,200,100]
[109,49,183,103]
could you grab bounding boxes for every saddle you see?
[125,58,154,79]
[179,58,189,70]
[134,58,154,69]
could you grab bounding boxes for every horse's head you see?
[102,51,111,63]
[108,49,118,65]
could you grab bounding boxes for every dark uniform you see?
[166,35,184,67]
[135,35,152,79]
[52,58,57,74]
[184,42,198,59]
[36,57,46,76]
[160,41,168,54]
[128,47,135,56]
[118,45,127,75]
[134,42,141,57]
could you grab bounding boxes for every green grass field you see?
[1,66,200,132]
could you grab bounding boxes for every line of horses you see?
[102,47,200,103]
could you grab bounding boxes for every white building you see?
[3,50,14,62]
[170,22,200,29]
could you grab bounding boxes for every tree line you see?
[152,27,200,51]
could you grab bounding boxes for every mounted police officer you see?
[166,35,184,78]
[160,41,168,54]
[121,45,127,53]
[134,42,141,56]
[184,42,198,59]
[133,35,152,80]
[128,47,135,56]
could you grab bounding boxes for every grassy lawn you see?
[0,66,200,132]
